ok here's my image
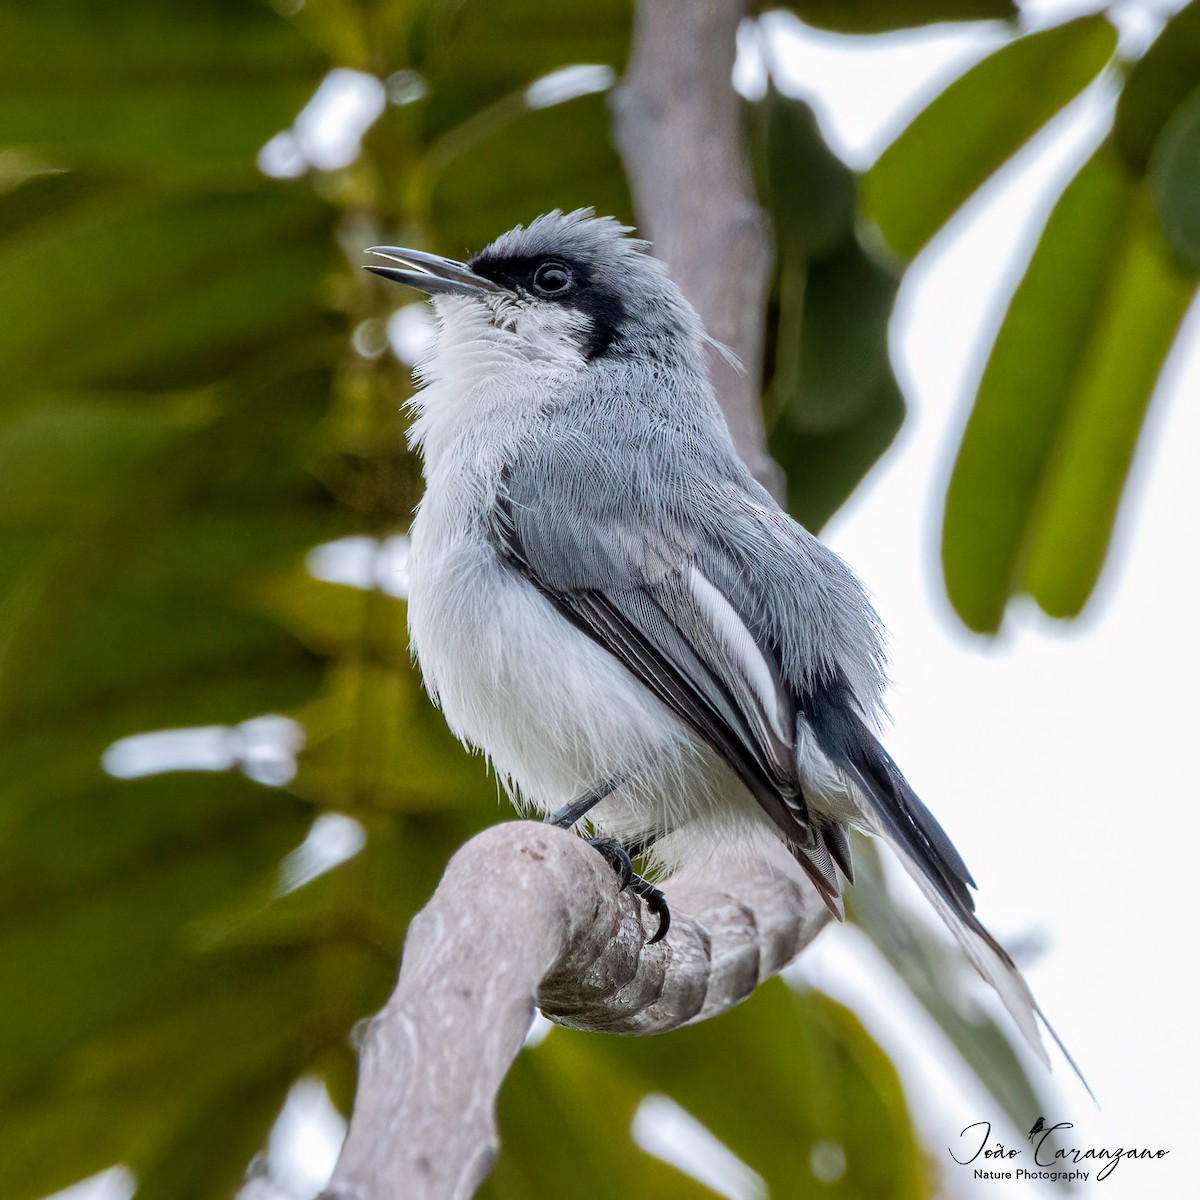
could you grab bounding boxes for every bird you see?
[365,208,1083,1084]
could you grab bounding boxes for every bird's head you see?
[365,209,703,366]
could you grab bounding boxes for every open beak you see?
[363,246,502,297]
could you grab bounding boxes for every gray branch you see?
[611,0,781,498]
[321,822,827,1200]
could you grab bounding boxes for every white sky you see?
[57,4,1199,1198]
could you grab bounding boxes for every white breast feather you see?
[404,297,762,853]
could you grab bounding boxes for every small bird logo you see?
[1028,1117,1047,1141]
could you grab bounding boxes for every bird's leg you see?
[545,778,632,899]
[544,784,670,943]
[545,778,620,830]
[545,778,636,905]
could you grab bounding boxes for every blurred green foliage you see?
[2,0,1194,1197]
[862,3,1200,630]
[862,14,1119,260]
[941,144,1195,626]
[755,84,908,530]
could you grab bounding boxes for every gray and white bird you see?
[366,209,1080,1080]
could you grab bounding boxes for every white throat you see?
[406,295,589,477]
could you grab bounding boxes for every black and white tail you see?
[804,679,1091,1095]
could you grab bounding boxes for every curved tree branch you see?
[321,822,826,1200]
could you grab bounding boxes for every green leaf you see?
[0,1,323,180]
[0,364,338,732]
[0,185,334,393]
[1019,231,1196,616]
[773,0,1016,35]
[767,242,905,530]
[0,397,184,524]
[776,243,897,432]
[0,744,315,908]
[0,503,332,735]
[489,977,928,1198]
[753,86,855,261]
[132,1069,297,1200]
[772,376,905,532]
[257,570,412,665]
[862,15,1118,260]
[0,947,370,1200]
[596,979,927,1199]
[427,91,632,256]
[296,659,493,813]
[0,169,116,243]
[484,1033,710,1200]
[942,145,1197,630]
[1149,85,1200,266]
[5,575,320,728]
[0,782,309,1093]
[411,0,631,143]
[1114,0,1200,172]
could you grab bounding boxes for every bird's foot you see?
[585,837,670,944]
[629,874,670,944]
[586,837,634,890]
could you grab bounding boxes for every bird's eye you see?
[532,261,573,296]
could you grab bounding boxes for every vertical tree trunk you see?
[611,0,782,498]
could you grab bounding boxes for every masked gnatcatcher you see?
[365,210,1083,1084]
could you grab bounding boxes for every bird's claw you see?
[630,876,670,943]
[586,837,670,943]
[586,836,634,890]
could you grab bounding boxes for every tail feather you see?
[816,814,854,884]
[803,677,1092,1095]
[790,820,847,920]
[883,828,1048,1063]
[881,827,1093,1099]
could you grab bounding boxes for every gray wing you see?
[489,436,1061,1072]
[488,454,851,905]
